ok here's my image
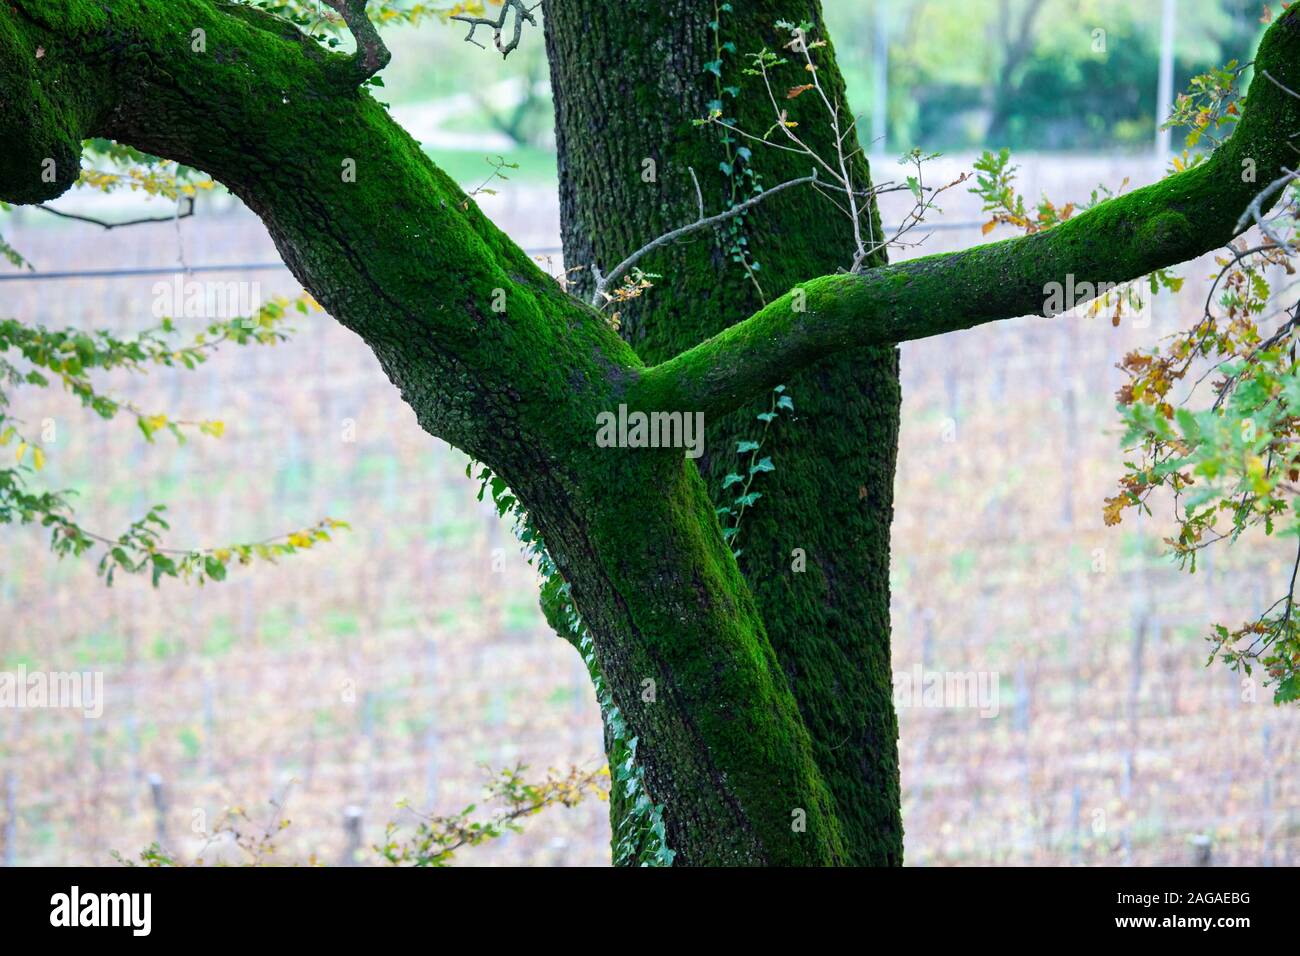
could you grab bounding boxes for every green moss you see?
[545,0,904,864]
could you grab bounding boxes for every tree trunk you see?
[543,0,904,864]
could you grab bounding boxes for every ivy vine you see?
[705,0,766,301]
[467,461,675,866]
[717,384,794,556]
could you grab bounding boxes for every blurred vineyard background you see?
[1,0,1298,866]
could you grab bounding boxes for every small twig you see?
[35,196,196,230]
[1262,68,1300,102]
[591,172,818,305]
[1281,536,1300,635]
[689,168,704,220]
[451,0,542,59]
[1234,167,1299,250]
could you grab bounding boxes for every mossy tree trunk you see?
[543,0,903,865]
[4,0,1300,866]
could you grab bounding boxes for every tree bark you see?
[544,0,904,864]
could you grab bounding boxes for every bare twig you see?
[591,171,818,306]
[700,23,961,275]
[35,195,196,230]
[1281,536,1300,633]
[689,168,704,220]
[1262,68,1300,102]
[1234,167,1299,250]
[451,0,542,59]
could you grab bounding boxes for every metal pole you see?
[871,0,889,154]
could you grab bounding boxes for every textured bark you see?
[543,0,904,864]
[4,0,1300,866]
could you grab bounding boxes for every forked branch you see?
[451,0,542,58]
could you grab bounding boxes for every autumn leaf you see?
[1102,495,1127,527]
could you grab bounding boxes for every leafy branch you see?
[1099,60,1300,703]
[0,293,351,587]
[379,764,607,866]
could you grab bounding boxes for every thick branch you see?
[324,0,390,82]
[0,0,614,458]
[630,7,1300,419]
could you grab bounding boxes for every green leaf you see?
[1274,674,1300,705]
[204,555,227,582]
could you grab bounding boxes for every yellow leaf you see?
[15,442,26,464]
[33,447,45,471]
[981,220,996,235]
